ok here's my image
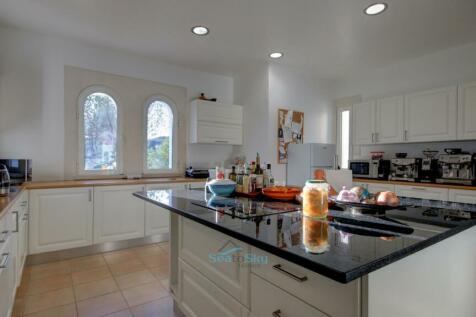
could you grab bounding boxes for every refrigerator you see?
[286,143,351,190]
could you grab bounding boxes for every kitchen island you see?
[134,189,476,317]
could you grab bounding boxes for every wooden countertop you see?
[353,178,476,191]
[0,187,25,220]
[24,177,207,190]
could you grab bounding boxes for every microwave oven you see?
[0,159,32,185]
[349,159,390,179]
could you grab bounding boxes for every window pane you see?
[147,101,173,170]
[83,93,118,171]
[341,110,350,169]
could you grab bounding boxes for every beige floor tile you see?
[132,245,165,258]
[121,282,168,307]
[74,277,119,301]
[104,250,136,265]
[115,270,157,290]
[139,254,169,269]
[70,255,107,273]
[77,291,128,317]
[109,259,146,276]
[72,266,112,285]
[148,266,169,280]
[24,261,72,280]
[24,303,77,317]
[17,273,72,297]
[23,287,75,315]
[104,309,134,317]
[130,296,180,317]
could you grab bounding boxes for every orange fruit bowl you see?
[262,186,302,201]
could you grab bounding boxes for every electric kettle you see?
[0,164,10,196]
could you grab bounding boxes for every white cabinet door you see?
[375,96,404,143]
[196,121,243,145]
[404,86,457,142]
[448,189,476,204]
[94,185,145,244]
[395,185,449,201]
[352,101,375,145]
[178,259,249,317]
[29,188,93,254]
[145,183,185,236]
[457,81,476,140]
[0,232,15,317]
[368,183,396,194]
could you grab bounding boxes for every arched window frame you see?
[77,86,123,176]
[143,95,178,175]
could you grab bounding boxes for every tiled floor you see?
[13,242,180,317]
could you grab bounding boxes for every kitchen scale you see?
[192,196,301,219]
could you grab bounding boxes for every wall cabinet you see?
[457,81,476,140]
[93,185,145,244]
[404,85,457,142]
[145,183,186,236]
[375,96,404,143]
[395,185,449,201]
[448,189,476,204]
[352,101,375,145]
[190,100,243,145]
[29,188,93,254]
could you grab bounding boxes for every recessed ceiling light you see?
[269,52,283,59]
[191,26,209,36]
[364,3,387,15]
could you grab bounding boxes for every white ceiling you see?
[1,0,476,79]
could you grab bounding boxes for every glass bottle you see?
[302,180,328,218]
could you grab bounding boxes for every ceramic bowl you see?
[206,179,236,197]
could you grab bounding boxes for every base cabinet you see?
[395,185,449,201]
[178,259,249,317]
[94,185,145,244]
[448,189,476,204]
[29,188,93,254]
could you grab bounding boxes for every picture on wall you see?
[277,108,304,164]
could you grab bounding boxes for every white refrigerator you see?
[286,143,351,190]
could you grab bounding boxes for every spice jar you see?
[302,180,328,218]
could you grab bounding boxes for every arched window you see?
[79,88,121,174]
[144,98,176,172]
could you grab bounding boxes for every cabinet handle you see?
[88,189,92,202]
[20,201,27,207]
[404,130,408,141]
[272,264,308,282]
[12,211,19,233]
[411,187,427,191]
[0,253,10,268]
[0,231,9,243]
[22,213,29,221]
[272,309,282,317]
[375,132,378,143]
[214,140,229,144]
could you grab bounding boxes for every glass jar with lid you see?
[302,179,328,218]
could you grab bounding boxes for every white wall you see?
[0,26,235,180]
[335,40,476,159]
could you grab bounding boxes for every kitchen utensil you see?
[444,148,463,155]
[395,153,407,158]
[262,186,301,201]
[370,151,385,160]
[422,149,439,159]
[206,179,236,196]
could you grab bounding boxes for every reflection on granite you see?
[135,189,476,283]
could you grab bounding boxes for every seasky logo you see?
[208,240,268,265]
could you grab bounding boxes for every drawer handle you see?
[214,140,229,144]
[411,187,427,191]
[0,231,9,243]
[272,309,282,317]
[272,264,308,282]
[0,253,9,268]
[13,211,19,233]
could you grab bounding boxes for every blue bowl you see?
[207,184,236,197]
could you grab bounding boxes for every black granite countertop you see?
[133,189,476,283]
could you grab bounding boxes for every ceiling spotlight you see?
[269,52,283,59]
[364,3,387,15]
[191,26,209,36]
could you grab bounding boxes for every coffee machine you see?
[436,150,476,185]
[420,150,439,183]
[389,158,422,182]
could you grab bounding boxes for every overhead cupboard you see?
[353,80,476,144]
[190,100,243,145]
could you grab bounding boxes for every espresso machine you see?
[436,149,476,185]
[389,158,422,182]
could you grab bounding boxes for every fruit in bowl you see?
[375,191,400,207]
[206,179,236,197]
